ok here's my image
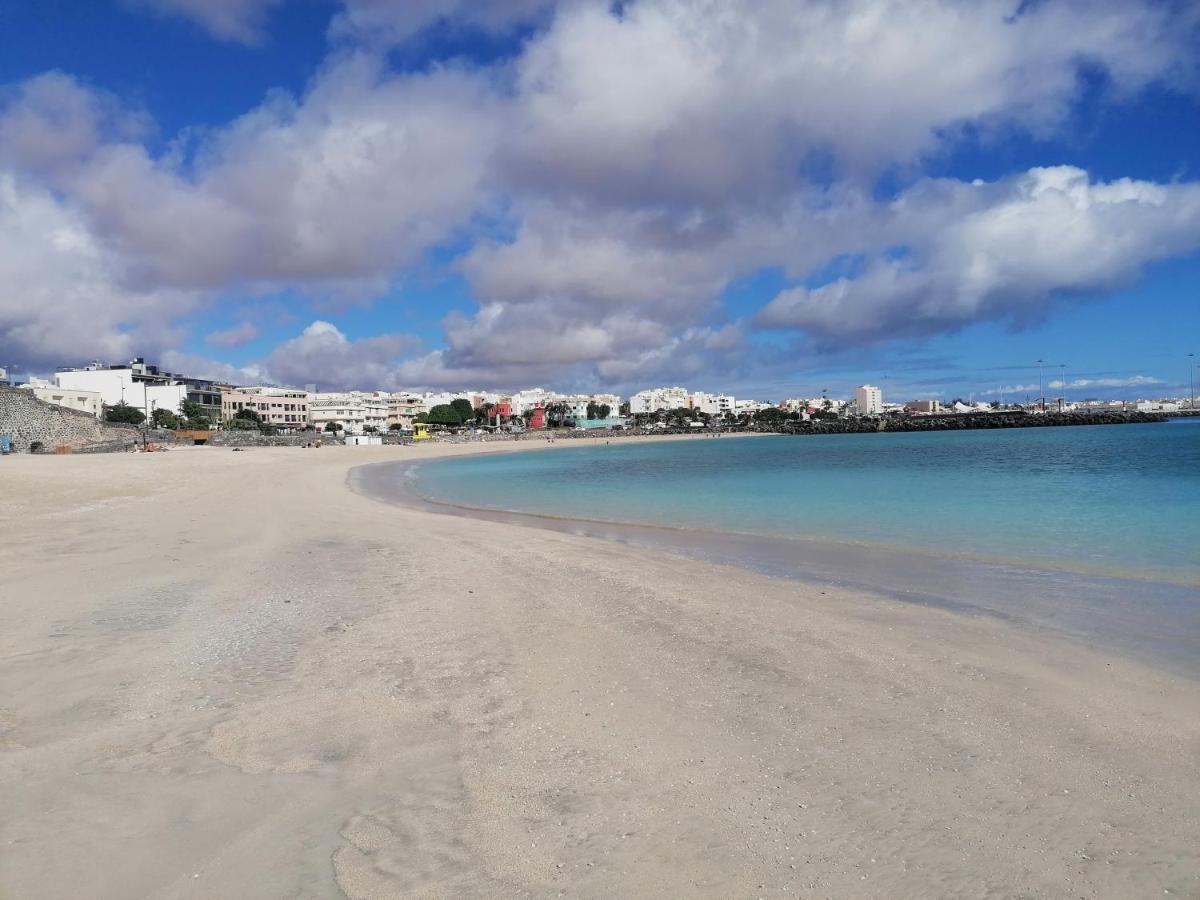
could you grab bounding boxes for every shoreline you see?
[350,451,1200,681]
[2,444,1198,898]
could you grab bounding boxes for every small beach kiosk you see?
[412,422,431,441]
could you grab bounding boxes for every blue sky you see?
[0,0,1197,400]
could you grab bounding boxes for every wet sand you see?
[1,441,1198,898]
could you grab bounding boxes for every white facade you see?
[855,384,883,416]
[511,388,562,416]
[630,386,691,414]
[309,392,390,435]
[54,367,187,417]
[690,392,736,417]
[19,382,104,418]
[734,399,771,415]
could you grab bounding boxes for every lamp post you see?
[1037,359,1044,412]
[1059,363,1067,412]
[1189,353,1195,412]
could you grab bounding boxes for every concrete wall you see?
[0,387,140,452]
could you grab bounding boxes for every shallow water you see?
[355,421,1200,676]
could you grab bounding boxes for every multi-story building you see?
[690,392,736,417]
[733,399,771,415]
[855,384,883,416]
[511,388,564,417]
[222,387,311,430]
[309,392,389,434]
[54,359,189,418]
[385,393,426,430]
[629,386,691,414]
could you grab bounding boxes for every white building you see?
[733,399,771,415]
[690,392,736,417]
[629,386,691,415]
[309,392,390,435]
[18,379,104,418]
[54,362,188,417]
[855,384,883,416]
[510,388,563,417]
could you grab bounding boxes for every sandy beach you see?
[1,439,1197,899]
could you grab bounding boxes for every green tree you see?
[233,407,262,423]
[180,400,209,424]
[105,403,145,425]
[619,401,631,416]
[151,408,180,429]
[545,401,570,427]
[426,404,463,426]
[668,406,693,426]
[388,422,405,431]
[450,398,474,422]
[753,407,788,424]
[586,402,611,420]
[323,421,344,433]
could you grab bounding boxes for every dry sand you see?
[1,440,1197,899]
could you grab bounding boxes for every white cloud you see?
[0,172,199,370]
[2,1,1198,390]
[756,167,1200,342]
[262,320,423,390]
[0,72,148,179]
[330,0,555,46]
[502,0,1195,206]
[124,0,284,44]
[980,375,1166,396]
[205,322,260,348]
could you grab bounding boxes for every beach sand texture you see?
[1,441,1197,899]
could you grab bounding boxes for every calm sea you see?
[360,421,1200,674]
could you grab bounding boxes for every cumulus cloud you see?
[502,0,1195,207]
[61,56,500,293]
[756,167,1200,343]
[0,72,148,179]
[261,320,423,390]
[205,322,260,348]
[2,1,1199,389]
[0,173,199,370]
[125,0,284,43]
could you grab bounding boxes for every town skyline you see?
[2,2,1198,402]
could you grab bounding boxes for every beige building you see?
[905,400,942,414]
[222,387,310,430]
[385,394,426,430]
[19,381,104,418]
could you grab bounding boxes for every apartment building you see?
[222,386,311,430]
[309,392,389,434]
[385,393,426,430]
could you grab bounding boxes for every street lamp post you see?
[1059,363,1067,412]
[1037,359,1044,412]
[1189,353,1195,412]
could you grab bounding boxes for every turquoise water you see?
[413,422,1200,586]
